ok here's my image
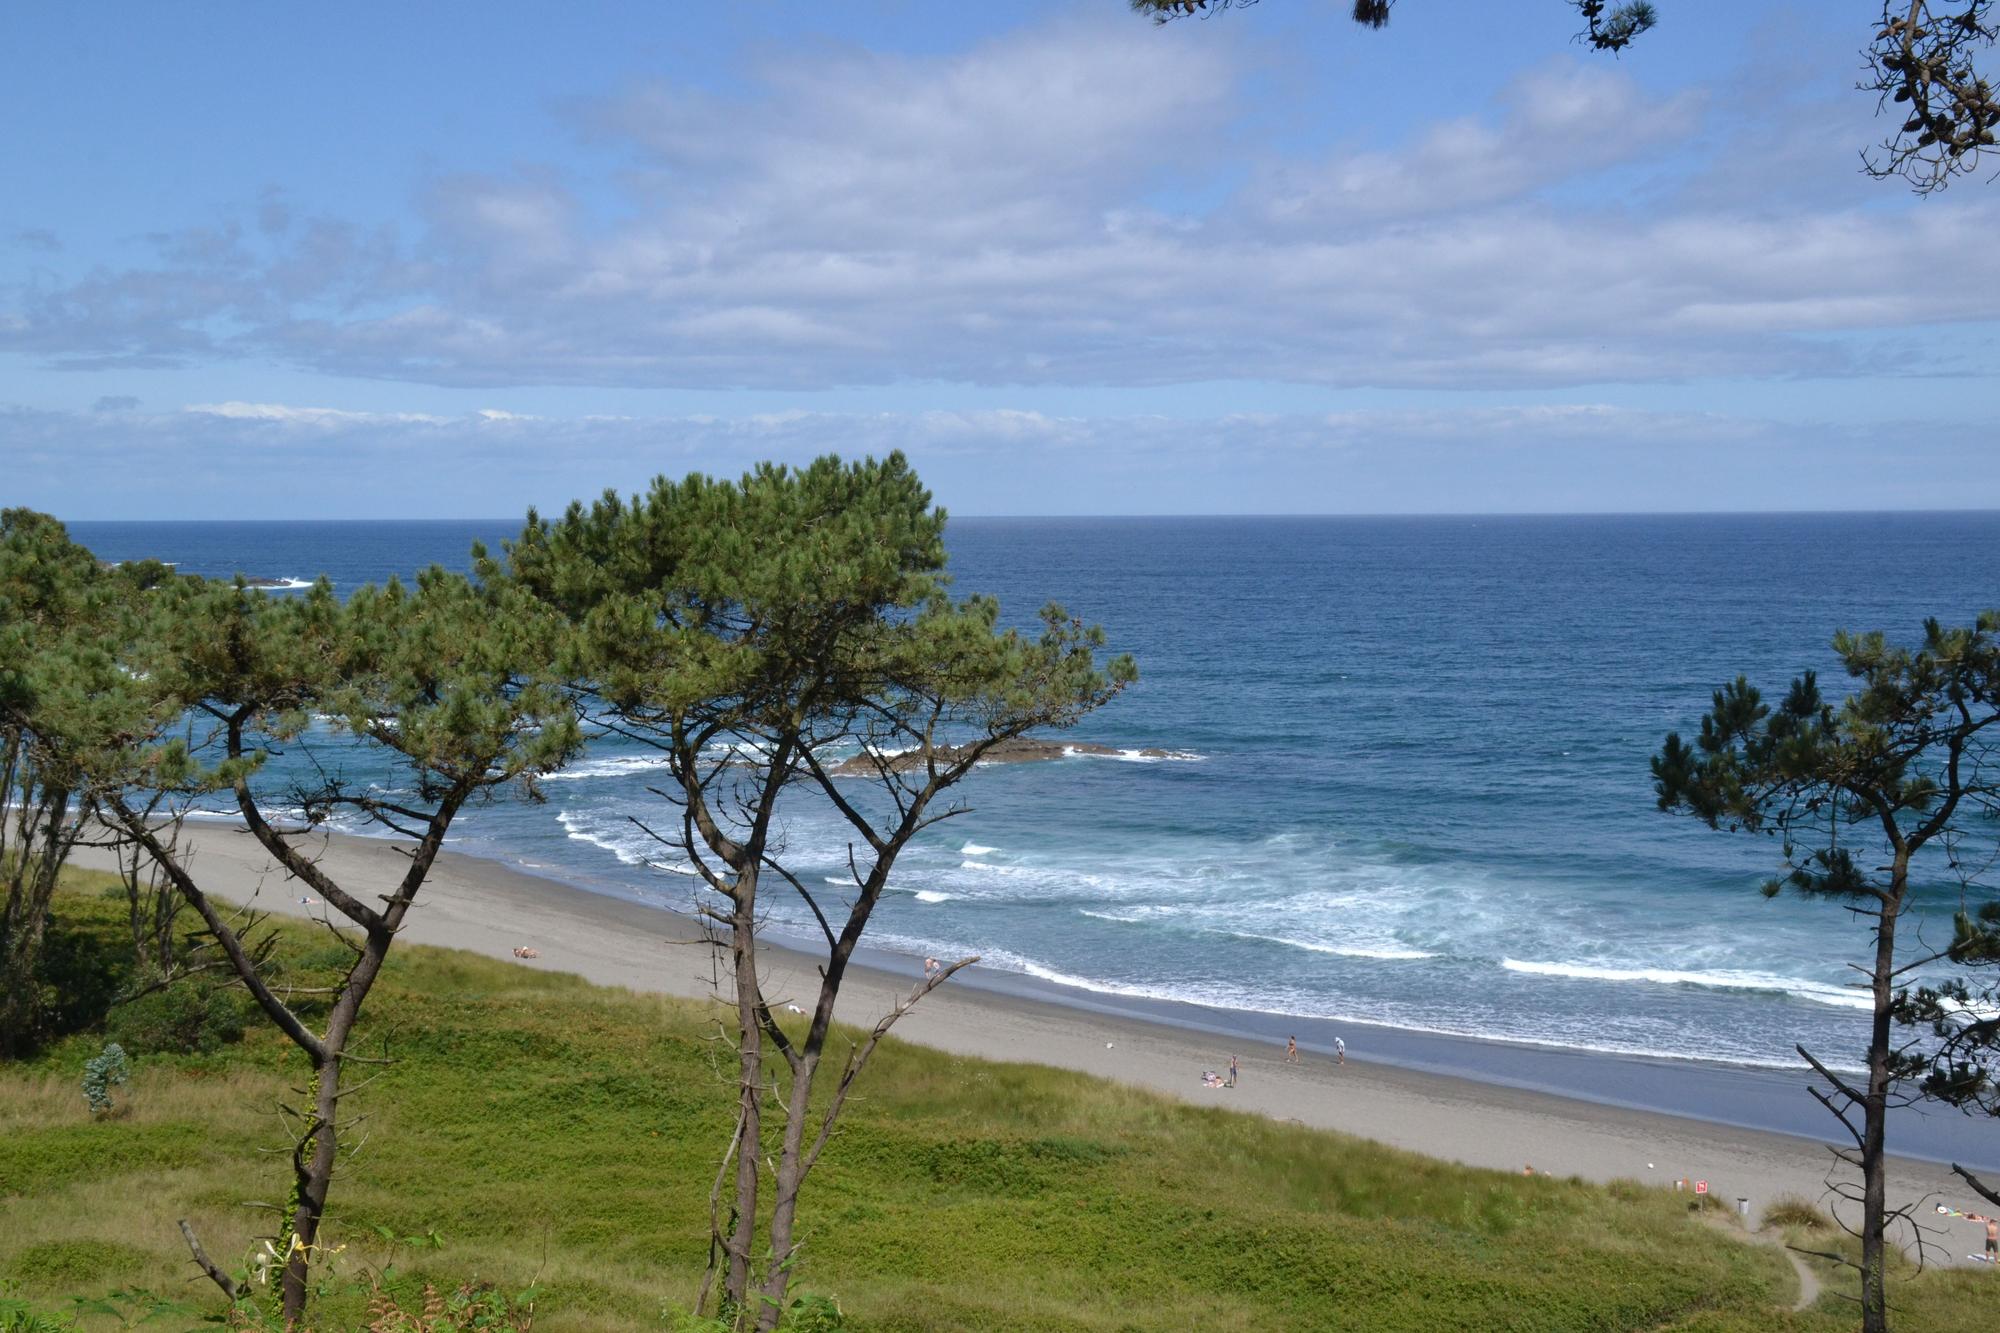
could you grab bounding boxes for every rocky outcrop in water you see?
[829,737,1178,775]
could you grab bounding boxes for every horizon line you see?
[57,506,2000,524]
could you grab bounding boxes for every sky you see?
[3,0,1997,519]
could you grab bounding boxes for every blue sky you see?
[4,0,1997,518]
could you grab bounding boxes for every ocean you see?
[67,513,2000,1145]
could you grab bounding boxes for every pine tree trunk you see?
[756,1051,820,1331]
[281,1050,342,1325]
[278,942,382,1327]
[724,890,764,1319]
[1860,901,1899,1333]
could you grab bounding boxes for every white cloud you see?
[3,21,1998,395]
[1252,60,1704,225]
[10,402,1996,519]
[184,401,447,426]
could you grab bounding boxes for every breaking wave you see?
[541,754,673,783]
[1501,959,1873,1010]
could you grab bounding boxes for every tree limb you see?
[177,1218,242,1302]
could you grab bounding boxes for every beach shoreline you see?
[72,822,2000,1264]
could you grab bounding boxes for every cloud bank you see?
[10,400,1990,519]
[7,24,1996,394]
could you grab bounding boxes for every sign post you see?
[1695,1180,1708,1213]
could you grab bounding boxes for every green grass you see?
[2,878,1994,1330]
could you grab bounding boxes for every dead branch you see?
[177,1218,243,1301]
[801,955,978,1176]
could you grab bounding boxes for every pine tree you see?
[497,453,1134,1329]
[1652,614,2000,1333]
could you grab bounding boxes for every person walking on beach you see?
[923,956,940,980]
[1227,1054,1239,1088]
[1334,1036,1345,1066]
[1286,1035,1298,1064]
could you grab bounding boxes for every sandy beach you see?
[72,822,2000,1265]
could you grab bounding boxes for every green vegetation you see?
[9,486,1998,1329]
[76,1043,126,1116]
[10,456,1127,1327]
[501,454,1132,1325]
[1,507,170,1060]
[1653,615,2000,1332]
[1761,1197,1835,1232]
[99,554,585,1322]
[0,878,1990,1332]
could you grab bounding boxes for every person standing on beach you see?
[1334,1036,1345,1066]
[1227,1054,1239,1087]
[1286,1036,1298,1064]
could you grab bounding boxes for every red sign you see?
[1695,1180,1709,1195]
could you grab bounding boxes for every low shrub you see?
[8,908,131,1055]
[360,1280,538,1332]
[1761,1195,1834,1231]
[105,976,251,1056]
[0,1281,72,1333]
[5,1240,150,1287]
[784,1293,845,1332]
[662,1315,731,1333]
[0,1302,71,1333]
[79,1043,129,1115]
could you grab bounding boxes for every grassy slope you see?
[1,880,1993,1332]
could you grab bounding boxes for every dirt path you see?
[1702,1214,1822,1313]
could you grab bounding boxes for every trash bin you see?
[1737,1197,1750,1220]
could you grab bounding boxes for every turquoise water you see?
[69,514,2000,1080]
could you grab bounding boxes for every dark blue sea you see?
[67,514,2000,1092]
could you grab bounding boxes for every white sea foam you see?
[1075,904,1188,925]
[960,842,999,856]
[1066,746,1205,763]
[1501,958,1873,1010]
[1072,911,1432,961]
[1938,995,2000,1023]
[554,808,697,878]
[976,947,1213,1004]
[540,754,673,783]
[913,890,954,904]
[979,951,1863,1072]
[943,859,1115,896]
[845,930,1866,1075]
[700,742,770,762]
[556,809,646,865]
[185,805,330,829]
[1234,931,1435,961]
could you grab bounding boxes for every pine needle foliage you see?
[1652,613,2000,1333]
[495,453,1134,1330]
